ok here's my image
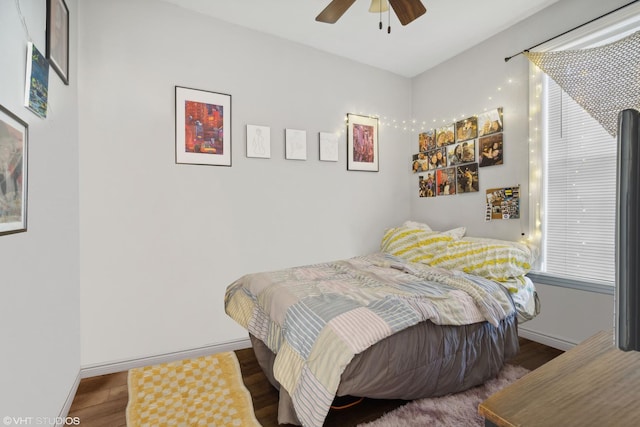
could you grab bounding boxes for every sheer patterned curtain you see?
[524,30,640,137]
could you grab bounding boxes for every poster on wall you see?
[456,163,479,193]
[24,42,49,119]
[175,86,231,166]
[449,140,475,165]
[455,116,478,142]
[486,186,520,220]
[46,0,70,85]
[0,105,28,236]
[479,133,504,167]
[412,152,429,172]
[430,147,447,169]
[436,124,455,147]
[319,132,339,162]
[418,173,436,197]
[285,129,307,160]
[246,125,270,158]
[478,107,503,136]
[436,167,456,196]
[419,129,436,152]
[347,113,378,171]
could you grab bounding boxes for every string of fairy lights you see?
[340,77,517,137]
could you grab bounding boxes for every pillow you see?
[440,226,466,240]
[462,236,539,260]
[402,220,433,232]
[400,221,466,240]
[427,238,535,281]
[380,225,455,263]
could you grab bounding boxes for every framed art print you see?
[246,125,270,158]
[175,86,231,166]
[285,128,307,160]
[46,0,69,85]
[347,113,378,171]
[319,132,339,162]
[0,105,28,236]
[24,42,49,119]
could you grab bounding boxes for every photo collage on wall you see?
[415,107,503,198]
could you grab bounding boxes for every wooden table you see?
[479,330,640,427]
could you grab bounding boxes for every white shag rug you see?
[358,364,529,427]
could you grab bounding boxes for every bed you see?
[224,222,539,426]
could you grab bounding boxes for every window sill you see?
[526,272,614,295]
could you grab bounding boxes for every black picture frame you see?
[0,105,29,236]
[175,86,232,166]
[347,113,379,172]
[46,0,70,85]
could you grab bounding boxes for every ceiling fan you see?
[316,0,427,27]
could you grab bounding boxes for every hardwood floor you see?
[67,370,128,427]
[67,337,563,426]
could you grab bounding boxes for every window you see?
[541,77,616,284]
[529,7,640,289]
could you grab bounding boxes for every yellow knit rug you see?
[126,352,261,426]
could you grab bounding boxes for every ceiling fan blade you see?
[388,0,427,26]
[316,0,358,23]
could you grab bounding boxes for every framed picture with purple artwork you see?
[0,105,28,236]
[175,86,231,166]
[347,113,378,172]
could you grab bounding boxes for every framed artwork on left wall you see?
[175,86,231,166]
[24,42,49,119]
[0,105,28,236]
[46,0,69,85]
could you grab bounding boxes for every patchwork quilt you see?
[224,253,515,427]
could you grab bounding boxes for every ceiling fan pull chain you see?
[387,7,391,33]
[379,0,382,30]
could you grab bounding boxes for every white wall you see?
[78,0,412,367]
[410,0,630,347]
[411,47,529,241]
[0,0,80,420]
[520,284,614,350]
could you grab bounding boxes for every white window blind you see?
[529,6,640,288]
[542,77,616,284]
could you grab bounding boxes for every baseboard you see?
[518,328,577,351]
[80,337,252,378]
[55,371,81,427]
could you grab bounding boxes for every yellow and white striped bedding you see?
[380,223,537,281]
[429,238,534,281]
[380,224,465,264]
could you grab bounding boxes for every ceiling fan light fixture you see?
[368,0,389,13]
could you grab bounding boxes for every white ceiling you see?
[160,0,560,77]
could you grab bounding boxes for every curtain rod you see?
[504,0,639,62]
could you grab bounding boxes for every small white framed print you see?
[285,128,307,160]
[319,132,339,162]
[246,125,271,158]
